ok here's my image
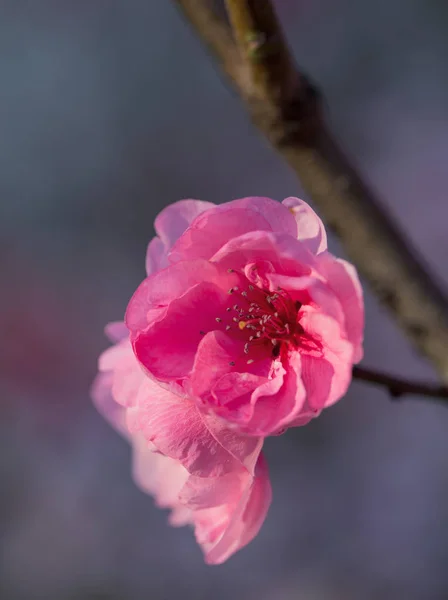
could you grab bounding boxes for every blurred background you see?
[1,1,448,598]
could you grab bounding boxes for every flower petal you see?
[155,199,215,250]
[145,199,214,275]
[126,259,221,333]
[234,197,298,236]
[132,281,232,381]
[190,330,273,417]
[91,371,129,437]
[104,321,129,343]
[131,434,190,511]
[299,307,354,408]
[169,208,272,263]
[169,197,298,263]
[98,340,144,408]
[198,453,272,565]
[211,230,316,277]
[315,252,364,362]
[127,374,263,478]
[145,236,168,275]
[282,196,327,254]
[246,351,307,434]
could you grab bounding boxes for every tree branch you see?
[173,0,448,383]
[353,366,448,404]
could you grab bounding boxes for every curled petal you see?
[190,330,273,421]
[282,196,327,254]
[245,351,307,435]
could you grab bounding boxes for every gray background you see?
[1,1,448,599]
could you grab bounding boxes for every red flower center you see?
[230,285,302,355]
[205,272,306,365]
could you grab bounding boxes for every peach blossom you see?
[127,197,363,436]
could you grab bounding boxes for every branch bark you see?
[353,366,448,405]
[173,0,448,382]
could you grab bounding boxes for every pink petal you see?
[316,252,364,362]
[198,453,272,565]
[145,236,168,275]
[127,374,263,478]
[145,199,214,275]
[229,197,297,235]
[126,259,221,333]
[131,433,190,507]
[169,197,297,263]
[132,281,232,381]
[169,208,273,263]
[98,340,144,408]
[282,196,327,254]
[155,199,215,250]
[190,330,274,419]
[180,470,248,509]
[299,307,354,409]
[104,321,129,343]
[211,230,316,277]
[245,351,307,434]
[190,331,307,436]
[91,371,129,437]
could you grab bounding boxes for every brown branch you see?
[173,0,448,383]
[353,366,448,404]
[172,0,241,84]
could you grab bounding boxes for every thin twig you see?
[353,366,448,404]
[173,0,448,383]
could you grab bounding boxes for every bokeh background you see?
[1,1,448,599]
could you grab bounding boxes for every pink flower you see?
[127,197,364,436]
[92,324,271,564]
[92,196,363,562]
